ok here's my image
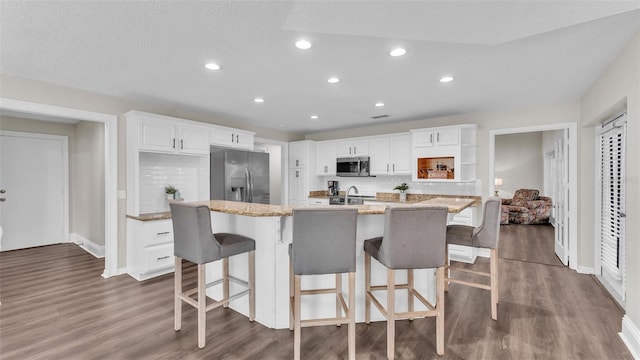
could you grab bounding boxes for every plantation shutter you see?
[599,117,626,282]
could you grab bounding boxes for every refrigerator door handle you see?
[245,168,253,203]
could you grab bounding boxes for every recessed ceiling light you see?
[375,102,385,107]
[295,39,312,50]
[327,77,340,84]
[310,115,319,119]
[440,76,454,83]
[390,48,406,57]
[254,98,265,103]
[205,62,221,70]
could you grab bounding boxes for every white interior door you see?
[0,131,67,251]
[553,129,569,265]
[597,116,626,305]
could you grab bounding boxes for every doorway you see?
[0,98,118,277]
[489,122,578,270]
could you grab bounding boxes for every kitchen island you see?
[180,198,476,329]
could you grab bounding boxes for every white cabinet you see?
[308,197,330,206]
[138,116,209,155]
[336,138,369,157]
[411,124,477,182]
[211,127,254,150]
[316,141,337,176]
[288,141,321,206]
[127,218,175,281]
[289,169,308,206]
[369,134,411,175]
[289,141,314,168]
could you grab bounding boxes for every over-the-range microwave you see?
[336,156,371,177]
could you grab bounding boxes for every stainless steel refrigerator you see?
[210,146,270,204]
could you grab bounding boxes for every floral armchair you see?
[500,189,552,225]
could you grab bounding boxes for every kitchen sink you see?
[329,195,375,205]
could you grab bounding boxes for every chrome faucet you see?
[344,185,359,204]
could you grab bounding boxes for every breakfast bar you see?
[183,197,476,329]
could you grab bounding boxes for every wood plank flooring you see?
[0,225,632,359]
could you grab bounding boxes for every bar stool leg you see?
[407,269,414,320]
[445,245,450,292]
[289,261,294,331]
[490,248,498,320]
[336,273,342,327]
[223,258,229,308]
[249,250,255,321]
[436,266,445,355]
[174,257,182,331]
[294,274,302,360]
[197,264,206,349]
[387,268,395,360]
[364,253,371,325]
[348,272,356,360]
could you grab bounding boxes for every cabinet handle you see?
[172,138,176,149]
[180,139,184,149]
[156,255,170,261]
[296,159,299,167]
[386,164,389,172]
[349,147,352,155]
[437,133,440,142]
[354,146,357,154]
[393,164,395,172]
[296,170,299,178]
[157,231,170,235]
[231,133,234,143]
[236,134,239,143]
[430,134,433,143]
[324,165,328,173]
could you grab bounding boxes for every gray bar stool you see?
[445,197,501,320]
[289,207,358,360]
[363,206,448,359]
[170,202,256,348]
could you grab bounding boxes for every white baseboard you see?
[70,233,105,258]
[621,315,640,359]
[577,266,595,274]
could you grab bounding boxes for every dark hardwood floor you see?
[0,225,632,359]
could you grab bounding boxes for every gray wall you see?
[72,121,105,245]
[495,132,544,198]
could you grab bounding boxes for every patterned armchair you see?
[500,189,552,225]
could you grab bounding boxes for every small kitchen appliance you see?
[327,180,339,196]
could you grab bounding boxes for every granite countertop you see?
[309,191,481,206]
[128,197,477,221]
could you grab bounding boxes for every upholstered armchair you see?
[500,189,552,225]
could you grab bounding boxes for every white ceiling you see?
[1,1,639,135]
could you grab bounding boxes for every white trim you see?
[70,233,105,258]
[0,130,69,248]
[577,266,595,274]
[621,315,640,360]
[489,122,578,271]
[0,97,119,278]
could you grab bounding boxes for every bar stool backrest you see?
[473,197,501,249]
[291,208,358,276]
[379,206,448,269]
[170,202,221,264]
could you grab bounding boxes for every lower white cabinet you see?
[127,218,175,281]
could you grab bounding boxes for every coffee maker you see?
[327,180,339,196]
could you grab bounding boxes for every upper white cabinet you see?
[289,141,314,168]
[211,127,254,150]
[316,141,338,175]
[411,124,477,182]
[412,127,459,147]
[138,116,209,155]
[336,138,369,157]
[369,134,411,175]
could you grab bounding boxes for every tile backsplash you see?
[319,175,480,196]
[139,152,209,213]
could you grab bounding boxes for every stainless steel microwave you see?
[336,156,370,177]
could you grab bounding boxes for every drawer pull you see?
[156,255,170,261]
[156,231,170,235]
